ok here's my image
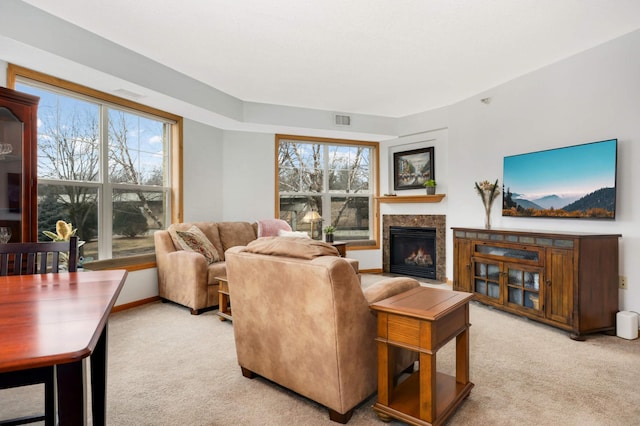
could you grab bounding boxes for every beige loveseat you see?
[154,221,257,314]
[225,237,420,423]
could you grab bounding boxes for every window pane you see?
[279,195,323,237]
[279,167,301,192]
[108,109,166,185]
[329,196,370,241]
[279,141,323,192]
[37,183,99,260]
[15,84,101,182]
[328,145,370,193]
[112,188,166,258]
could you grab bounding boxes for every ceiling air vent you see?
[113,88,144,100]
[333,114,351,126]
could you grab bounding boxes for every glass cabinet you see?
[0,87,39,242]
[471,241,544,314]
[472,259,543,311]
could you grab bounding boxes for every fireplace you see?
[389,227,436,279]
[383,214,446,282]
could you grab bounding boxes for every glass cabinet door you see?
[0,107,23,242]
[0,87,38,242]
[506,265,542,312]
[473,259,501,300]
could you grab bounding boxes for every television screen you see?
[502,139,617,219]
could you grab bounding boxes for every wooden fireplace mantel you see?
[376,194,446,204]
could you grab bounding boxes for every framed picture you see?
[393,147,434,190]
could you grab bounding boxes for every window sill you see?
[82,253,156,272]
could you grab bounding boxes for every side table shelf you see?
[215,276,232,321]
[370,286,473,426]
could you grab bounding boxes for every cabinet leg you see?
[569,332,585,341]
[375,411,393,423]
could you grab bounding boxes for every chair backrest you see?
[0,236,78,275]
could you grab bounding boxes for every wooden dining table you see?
[0,269,128,425]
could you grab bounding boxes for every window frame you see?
[275,134,380,250]
[7,64,183,270]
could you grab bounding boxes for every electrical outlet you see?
[619,276,628,289]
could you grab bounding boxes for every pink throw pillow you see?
[257,219,292,237]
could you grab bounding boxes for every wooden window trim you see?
[275,134,380,250]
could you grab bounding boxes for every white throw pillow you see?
[278,230,310,238]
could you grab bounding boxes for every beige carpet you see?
[2,275,640,425]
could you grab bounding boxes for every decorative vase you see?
[425,186,436,195]
[484,206,492,229]
[325,234,334,243]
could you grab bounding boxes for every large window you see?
[10,66,181,262]
[276,135,378,245]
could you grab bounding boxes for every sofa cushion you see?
[257,218,292,237]
[175,225,221,264]
[244,236,339,259]
[207,261,227,284]
[218,222,258,254]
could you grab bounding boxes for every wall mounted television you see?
[502,139,617,219]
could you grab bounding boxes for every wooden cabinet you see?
[453,227,621,340]
[0,87,39,242]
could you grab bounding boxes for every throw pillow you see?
[278,230,310,238]
[175,225,220,264]
[257,219,292,237]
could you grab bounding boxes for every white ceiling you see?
[20,0,640,118]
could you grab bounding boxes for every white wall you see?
[221,131,277,222]
[182,119,225,222]
[113,268,158,306]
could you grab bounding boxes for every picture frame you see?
[393,147,435,190]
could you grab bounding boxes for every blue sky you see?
[503,139,617,199]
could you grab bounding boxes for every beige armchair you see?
[154,221,257,314]
[225,237,420,423]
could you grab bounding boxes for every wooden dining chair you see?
[0,236,78,276]
[0,236,78,426]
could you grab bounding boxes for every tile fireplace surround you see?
[382,214,446,282]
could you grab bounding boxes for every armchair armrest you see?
[363,277,421,305]
[166,249,208,269]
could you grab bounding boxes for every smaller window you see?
[276,135,378,246]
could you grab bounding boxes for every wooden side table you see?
[215,276,232,321]
[331,241,347,257]
[370,286,474,426]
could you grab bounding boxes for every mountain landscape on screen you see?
[502,139,617,219]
